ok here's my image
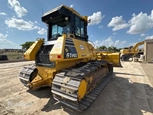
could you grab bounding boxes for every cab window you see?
[81,21,85,37]
[52,25,63,36]
[49,20,70,40]
[75,16,85,38]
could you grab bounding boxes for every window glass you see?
[58,26,63,35]
[75,16,85,38]
[51,25,63,39]
[81,21,85,37]
[75,17,81,36]
[52,25,63,35]
[50,21,70,40]
[52,25,57,35]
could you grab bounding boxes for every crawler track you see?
[19,65,36,87]
[51,61,113,111]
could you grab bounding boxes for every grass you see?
[1,52,24,60]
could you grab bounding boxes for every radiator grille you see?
[36,45,55,67]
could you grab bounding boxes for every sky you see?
[0,0,153,49]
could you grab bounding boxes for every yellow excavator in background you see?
[19,5,121,111]
[120,41,144,61]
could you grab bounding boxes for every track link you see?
[51,61,113,111]
[19,65,36,87]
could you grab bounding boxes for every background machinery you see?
[19,5,121,111]
[0,55,8,60]
[120,41,144,61]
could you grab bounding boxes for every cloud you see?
[70,4,74,8]
[34,21,38,24]
[0,33,8,39]
[5,18,47,35]
[90,35,93,38]
[5,18,36,31]
[113,33,117,35]
[140,33,146,37]
[37,28,47,35]
[114,40,126,46]
[128,42,136,47]
[108,16,129,31]
[0,12,7,15]
[8,0,28,18]
[0,33,20,48]
[93,36,126,48]
[88,12,104,25]
[98,25,103,29]
[145,35,153,40]
[127,10,153,34]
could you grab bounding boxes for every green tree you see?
[117,48,122,52]
[107,46,121,52]
[21,41,34,50]
[107,47,113,51]
[111,46,118,52]
[97,46,107,51]
[96,45,122,52]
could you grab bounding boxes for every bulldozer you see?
[120,41,144,61]
[19,5,121,111]
[0,55,8,60]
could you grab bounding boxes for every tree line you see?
[21,41,34,50]
[21,42,122,52]
[96,46,122,52]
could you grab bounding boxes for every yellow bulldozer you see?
[120,41,144,61]
[19,5,121,111]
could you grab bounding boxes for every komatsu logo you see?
[66,53,77,58]
[80,45,84,50]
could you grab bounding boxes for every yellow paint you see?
[27,36,121,89]
[78,79,87,101]
[29,66,56,89]
[23,5,122,91]
[120,41,144,56]
[24,39,44,60]
[49,34,96,62]
[96,52,122,67]
[49,35,65,61]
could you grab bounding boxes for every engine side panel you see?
[49,35,95,62]
[24,39,44,60]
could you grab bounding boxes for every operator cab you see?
[42,5,88,41]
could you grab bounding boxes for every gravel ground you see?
[0,61,153,115]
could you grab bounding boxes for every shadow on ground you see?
[27,74,153,115]
[27,87,51,98]
[114,72,144,76]
[27,87,63,111]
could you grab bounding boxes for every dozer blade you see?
[51,61,113,111]
[97,52,122,67]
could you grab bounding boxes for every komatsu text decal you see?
[64,46,78,59]
[66,52,77,58]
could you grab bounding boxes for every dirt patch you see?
[0,61,153,115]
